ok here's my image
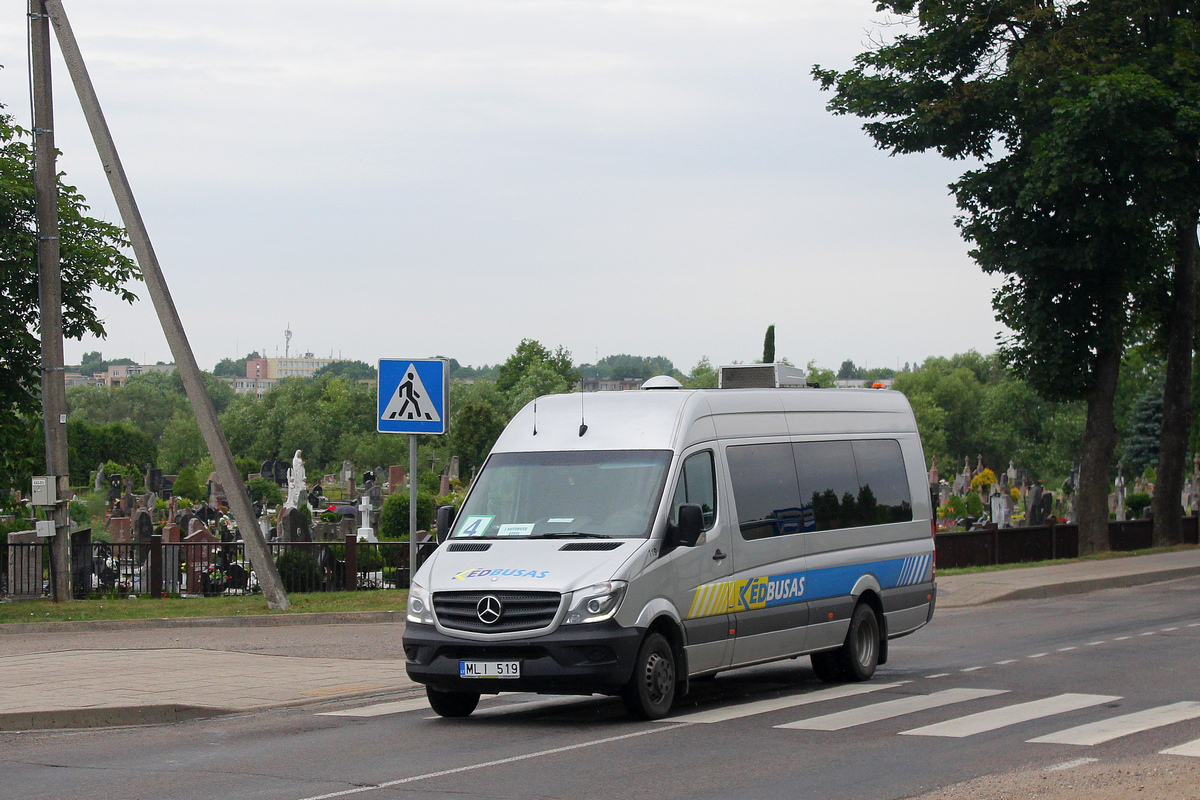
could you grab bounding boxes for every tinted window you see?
[671,451,717,530]
[794,441,861,531]
[726,443,803,540]
[852,439,913,524]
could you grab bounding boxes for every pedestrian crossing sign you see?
[377,359,448,434]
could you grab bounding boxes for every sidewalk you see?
[2,547,1198,731]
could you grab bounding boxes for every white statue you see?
[284,449,306,510]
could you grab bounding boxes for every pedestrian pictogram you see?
[377,359,447,434]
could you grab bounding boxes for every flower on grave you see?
[219,515,238,535]
[970,468,997,492]
[205,565,226,584]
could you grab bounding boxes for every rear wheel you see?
[426,687,480,718]
[621,632,676,720]
[811,602,880,683]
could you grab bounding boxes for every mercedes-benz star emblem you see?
[476,595,503,625]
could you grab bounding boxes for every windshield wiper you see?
[527,531,612,539]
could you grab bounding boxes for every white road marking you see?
[1087,641,1106,646]
[961,666,985,672]
[318,698,432,717]
[996,660,1017,665]
[1188,623,1200,628]
[1161,737,1200,758]
[666,682,906,725]
[1028,653,1048,659]
[777,688,1008,731]
[1029,702,1200,746]
[1161,627,1179,632]
[1114,636,1132,641]
[1056,647,1078,652]
[924,673,951,679]
[900,693,1121,739]
[1045,757,1099,771]
[466,695,602,718]
[294,723,689,800]
[1140,631,1156,636]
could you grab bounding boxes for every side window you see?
[793,441,861,531]
[852,439,913,524]
[727,443,803,540]
[671,450,717,531]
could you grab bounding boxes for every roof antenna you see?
[532,400,538,436]
[579,390,588,437]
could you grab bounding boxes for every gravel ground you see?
[909,755,1200,800]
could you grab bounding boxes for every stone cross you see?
[357,494,377,543]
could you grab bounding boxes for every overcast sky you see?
[1,0,1005,375]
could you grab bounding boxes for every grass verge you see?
[938,543,1199,576]
[0,589,408,625]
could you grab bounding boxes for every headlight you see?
[563,581,627,625]
[407,579,434,625]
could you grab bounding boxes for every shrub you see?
[379,490,436,539]
[247,476,283,505]
[965,491,984,517]
[1126,492,1152,518]
[275,550,323,593]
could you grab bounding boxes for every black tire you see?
[621,631,677,720]
[811,602,880,683]
[426,687,480,718]
[809,650,845,683]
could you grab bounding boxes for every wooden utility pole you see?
[44,0,290,609]
[30,0,71,602]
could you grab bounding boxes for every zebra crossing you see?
[322,683,1200,759]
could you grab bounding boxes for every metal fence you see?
[935,516,1200,569]
[2,534,437,599]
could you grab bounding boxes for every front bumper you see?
[403,620,643,695]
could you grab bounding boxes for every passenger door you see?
[667,447,734,674]
[724,441,811,666]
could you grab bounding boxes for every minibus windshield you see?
[451,450,673,539]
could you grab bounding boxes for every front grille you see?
[433,591,562,633]
[559,542,623,551]
[447,542,492,552]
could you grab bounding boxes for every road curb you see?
[0,609,405,635]
[0,704,229,732]
[940,565,1200,608]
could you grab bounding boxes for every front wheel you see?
[621,632,677,720]
[426,687,480,718]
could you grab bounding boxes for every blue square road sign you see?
[378,359,448,434]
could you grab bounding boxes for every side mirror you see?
[676,503,704,548]
[435,505,456,544]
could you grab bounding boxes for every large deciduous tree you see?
[1,105,138,491]
[814,1,1200,553]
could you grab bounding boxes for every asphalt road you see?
[4,577,1199,800]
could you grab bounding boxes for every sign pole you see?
[409,433,418,582]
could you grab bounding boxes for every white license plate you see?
[459,660,520,679]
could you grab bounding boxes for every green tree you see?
[805,360,836,389]
[762,325,775,364]
[212,351,260,379]
[813,1,1200,553]
[496,339,577,394]
[313,360,378,381]
[448,381,507,479]
[171,465,206,504]
[1123,389,1163,476]
[1,104,138,492]
[683,357,718,389]
[66,420,156,486]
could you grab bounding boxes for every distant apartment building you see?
[245,355,334,380]
[221,376,279,397]
[65,372,105,387]
[105,363,176,387]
